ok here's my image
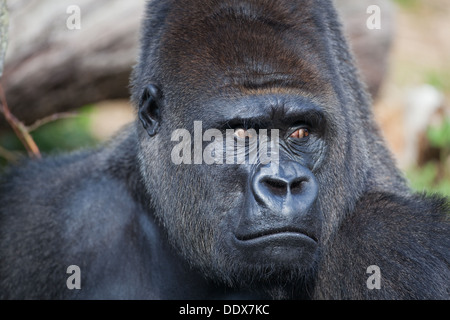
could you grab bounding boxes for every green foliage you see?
[427,117,450,149]
[425,69,450,93]
[32,107,99,153]
[0,106,99,157]
[407,117,450,197]
[393,0,421,10]
[407,162,450,196]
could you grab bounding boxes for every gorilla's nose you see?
[251,162,318,216]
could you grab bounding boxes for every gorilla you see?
[0,0,449,300]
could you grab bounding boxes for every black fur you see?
[0,0,449,299]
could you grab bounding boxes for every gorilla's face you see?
[137,86,339,287]
[135,0,368,289]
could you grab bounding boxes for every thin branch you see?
[27,112,78,132]
[0,145,19,163]
[0,83,41,159]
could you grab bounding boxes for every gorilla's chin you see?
[194,227,320,289]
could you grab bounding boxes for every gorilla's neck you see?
[100,124,148,205]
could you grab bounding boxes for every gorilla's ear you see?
[139,84,162,137]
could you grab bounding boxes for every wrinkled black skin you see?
[1,0,449,299]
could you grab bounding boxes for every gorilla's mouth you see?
[235,227,318,243]
[232,227,319,263]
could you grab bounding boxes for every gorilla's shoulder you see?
[327,191,449,299]
[0,150,100,201]
[0,142,140,219]
[345,191,449,254]
[0,127,140,203]
[353,191,449,228]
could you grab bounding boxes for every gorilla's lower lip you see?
[233,230,319,264]
[235,228,318,243]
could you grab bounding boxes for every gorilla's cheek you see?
[151,162,241,259]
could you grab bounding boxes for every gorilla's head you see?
[131,0,405,289]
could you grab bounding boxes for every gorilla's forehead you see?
[159,0,337,99]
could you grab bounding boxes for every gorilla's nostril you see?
[260,177,308,197]
[261,178,288,196]
[290,179,306,195]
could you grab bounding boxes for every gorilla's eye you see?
[290,128,310,139]
[234,128,257,139]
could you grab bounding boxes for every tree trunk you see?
[1,0,144,127]
[0,0,8,79]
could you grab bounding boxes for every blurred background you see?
[0,0,449,196]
